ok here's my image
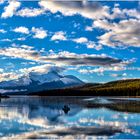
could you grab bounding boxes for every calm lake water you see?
[0,96,140,139]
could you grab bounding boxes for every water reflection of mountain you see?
[0,97,82,123]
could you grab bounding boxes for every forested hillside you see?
[31,79,140,96]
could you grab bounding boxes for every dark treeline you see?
[30,79,140,97]
[0,93,9,98]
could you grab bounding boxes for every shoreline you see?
[1,95,140,99]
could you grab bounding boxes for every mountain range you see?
[0,71,84,95]
[0,71,140,97]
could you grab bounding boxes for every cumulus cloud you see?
[73,37,88,44]
[62,3,138,48]
[1,1,110,20]
[39,1,140,48]
[39,1,110,20]
[72,37,102,50]
[1,1,139,49]
[0,46,40,61]
[12,27,47,39]
[1,1,21,18]
[51,31,67,41]
[16,8,45,17]
[13,26,29,34]
[86,4,140,48]
[100,4,140,20]
[86,42,102,50]
[31,27,47,39]
[97,19,140,47]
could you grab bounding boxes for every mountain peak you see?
[29,71,62,84]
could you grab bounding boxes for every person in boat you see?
[62,105,70,114]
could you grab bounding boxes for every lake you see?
[0,96,140,139]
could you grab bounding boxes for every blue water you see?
[0,96,140,139]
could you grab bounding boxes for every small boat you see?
[62,105,70,114]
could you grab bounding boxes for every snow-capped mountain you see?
[29,71,63,84]
[0,71,84,94]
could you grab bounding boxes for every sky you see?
[0,0,140,83]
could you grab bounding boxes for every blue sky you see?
[0,0,140,83]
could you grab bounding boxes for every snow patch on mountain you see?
[29,71,62,84]
[60,75,83,85]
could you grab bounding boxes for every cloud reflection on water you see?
[0,97,140,139]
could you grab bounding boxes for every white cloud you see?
[73,37,88,44]
[21,45,34,49]
[0,46,40,61]
[114,6,139,19]
[13,26,29,34]
[51,31,67,41]
[39,1,110,20]
[17,37,26,41]
[1,1,110,19]
[79,66,126,74]
[93,19,114,31]
[31,27,47,39]
[19,64,63,75]
[16,8,45,17]
[1,1,21,18]
[13,27,47,39]
[85,26,93,31]
[72,37,102,50]
[86,41,102,50]
[95,19,140,47]
[0,29,6,33]
[0,68,4,73]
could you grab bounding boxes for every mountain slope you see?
[0,71,84,94]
